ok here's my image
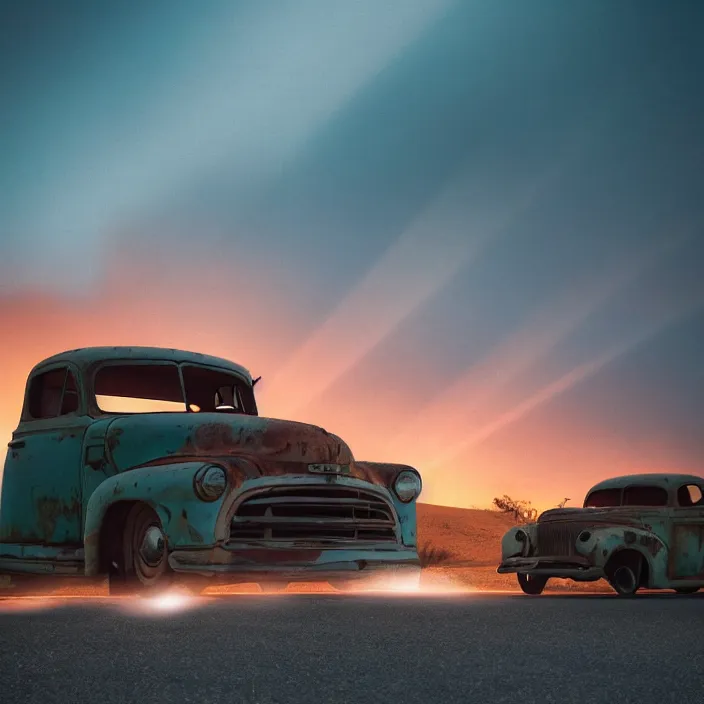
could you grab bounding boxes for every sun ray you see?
[261,155,574,420]
[429,293,704,470]
[386,228,693,457]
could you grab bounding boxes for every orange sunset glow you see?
[2,232,702,515]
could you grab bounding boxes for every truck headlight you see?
[194,465,227,501]
[394,470,422,503]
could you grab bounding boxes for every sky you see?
[1,0,703,512]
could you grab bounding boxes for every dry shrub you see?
[418,541,453,567]
[492,495,538,523]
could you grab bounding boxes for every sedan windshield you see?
[584,488,621,507]
[584,485,668,508]
[94,363,256,415]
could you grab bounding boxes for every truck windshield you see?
[94,363,256,415]
[181,364,256,414]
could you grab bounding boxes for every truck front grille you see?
[229,485,398,544]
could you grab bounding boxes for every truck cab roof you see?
[31,346,253,384]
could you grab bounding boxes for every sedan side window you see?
[677,484,704,507]
[622,485,668,506]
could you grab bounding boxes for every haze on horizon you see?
[1,0,703,512]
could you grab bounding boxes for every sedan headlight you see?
[194,465,227,501]
[393,470,422,503]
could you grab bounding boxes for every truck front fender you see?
[83,462,226,576]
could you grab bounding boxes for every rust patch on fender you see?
[354,461,417,489]
[106,428,124,453]
[639,534,663,556]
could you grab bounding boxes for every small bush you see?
[492,495,537,523]
[418,541,453,567]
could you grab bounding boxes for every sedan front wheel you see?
[517,572,548,595]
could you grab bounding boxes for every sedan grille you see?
[536,522,590,556]
[229,486,398,544]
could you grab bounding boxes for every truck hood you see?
[105,414,352,470]
[103,415,417,490]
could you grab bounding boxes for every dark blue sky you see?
[1,0,703,507]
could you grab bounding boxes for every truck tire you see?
[108,504,173,596]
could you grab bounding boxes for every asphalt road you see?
[0,592,702,704]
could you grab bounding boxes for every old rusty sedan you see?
[0,347,422,595]
[498,473,704,596]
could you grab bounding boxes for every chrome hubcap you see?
[139,525,165,567]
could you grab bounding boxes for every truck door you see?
[0,364,89,545]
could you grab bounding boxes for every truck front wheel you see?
[108,504,173,596]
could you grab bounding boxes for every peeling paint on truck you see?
[0,346,422,594]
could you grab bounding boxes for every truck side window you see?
[61,371,80,414]
[27,368,80,419]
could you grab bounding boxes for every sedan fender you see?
[500,524,536,560]
[574,525,668,587]
[83,461,226,576]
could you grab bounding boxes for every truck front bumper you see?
[168,544,421,583]
[497,555,603,581]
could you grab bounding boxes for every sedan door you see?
[668,483,704,580]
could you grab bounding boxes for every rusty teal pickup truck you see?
[498,473,704,596]
[0,347,422,595]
